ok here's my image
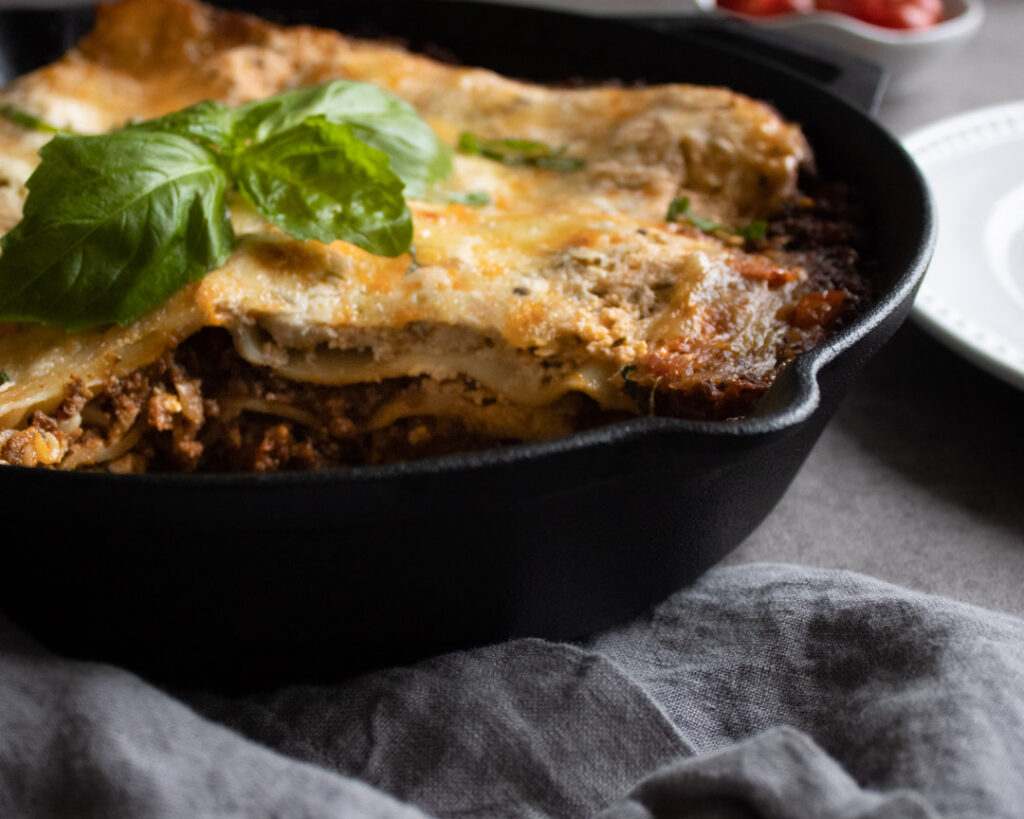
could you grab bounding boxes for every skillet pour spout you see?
[0,0,934,687]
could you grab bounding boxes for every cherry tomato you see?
[716,0,813,16]
[815,0,944,28]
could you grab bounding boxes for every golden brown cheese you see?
[0,0,837,471]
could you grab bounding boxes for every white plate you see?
[905,101,1024,391]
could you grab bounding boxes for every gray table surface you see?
[1,0,1021,617]
[725,0,1024,616]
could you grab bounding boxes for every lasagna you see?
[0,0,865,472]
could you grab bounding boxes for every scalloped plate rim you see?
[905,100,1024,392]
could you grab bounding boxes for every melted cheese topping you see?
[0,0,816,439]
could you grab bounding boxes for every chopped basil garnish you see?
[620,364,642,404]
[667,196,719,232]
[0,104,71,134]
[0,81,451,330]
[666,196,767,241]
[458,131,585,171]
[420,189,492,206]
[0,369,10,385]
[736,219,768,241]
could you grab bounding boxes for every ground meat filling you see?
[11,330,603,473]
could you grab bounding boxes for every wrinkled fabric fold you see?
[0,628,431,819]
[189,641,691,819]
[2,564,1023,818]
[596,726,939,819]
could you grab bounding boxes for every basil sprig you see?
[0,81,451,330]
[666,196,767,241]
[458,131,585,171]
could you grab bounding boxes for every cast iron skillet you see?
[0,0,933,687]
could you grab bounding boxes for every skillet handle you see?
[623,16,886,115]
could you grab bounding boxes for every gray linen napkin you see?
[2,563,1023,818]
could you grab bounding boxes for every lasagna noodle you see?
[0,0,858,471]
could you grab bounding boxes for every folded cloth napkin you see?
[2,563,1022,818]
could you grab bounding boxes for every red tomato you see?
[717,0,813,16]
[815,0,944,28]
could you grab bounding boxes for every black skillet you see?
[0,1,933,687]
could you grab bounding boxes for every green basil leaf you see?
[233,81,451,196]
[736,219,768,241]
[230,116,411,257]
[0,131,233,330]
[666,196,767,240]
[0,103,70,134]
[666,196,719,232]
[0,369,10,385]
[457,131,585,171]
[129,100,235,151]
[665,196,689,223]
[419,189,491,206]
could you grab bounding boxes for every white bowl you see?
[694,0,985,96]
